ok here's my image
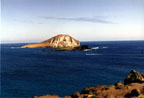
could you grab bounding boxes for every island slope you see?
[21,34,80,48]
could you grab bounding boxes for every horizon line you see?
[1,40,144,44]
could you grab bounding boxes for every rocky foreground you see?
[21,34,80,48]
[33,70,144,98]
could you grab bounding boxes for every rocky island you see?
[21,34,91,51]
[33,70,144,98]
[21,34,80,48]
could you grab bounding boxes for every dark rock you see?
[42,45,91,51]
[114,81,124,89]
[124,70,144,85]
[130,89,140,97]
[73,45,90,51]
[88,90,94,95]
[102,87,109,90]
[83,95,88,98]
[32,96,38,98]
[78,94,85,98]
[125,89,140,98]
[142,87,144,94]
[81,88,90,94]
[124,93,131,98]
[71,91,80,98]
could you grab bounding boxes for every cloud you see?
[41,16,113,24]
[13,19,35,23]
[13,19,45,24]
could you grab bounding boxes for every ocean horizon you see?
[1,40,144,44]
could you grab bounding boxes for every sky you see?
[1,0,144,43]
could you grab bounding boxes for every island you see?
[21,34,91,51]
[21,34,80,48]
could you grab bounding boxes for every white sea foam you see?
[91,47,99,49]
[11,47,20,48]
[83,49,91,51]
[102,47,108,49]
[91,46,108,50]
[85,53,103,55]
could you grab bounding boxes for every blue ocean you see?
[1,41,144,98]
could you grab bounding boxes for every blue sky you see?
[1,0,144,43]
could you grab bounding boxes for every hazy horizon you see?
[1,0,144,43]
[1,39,144,44]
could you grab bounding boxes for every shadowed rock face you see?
[124,70,144,85]
[21,34,80,48]
[42,45,91,51]
[33,70,144,98]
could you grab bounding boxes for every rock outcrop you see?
[33,94,60,98]
[79,83,144,98]
[42,45,91,51]
[33,70,144,98]
[21,34,80,48]
[124,70,144,85]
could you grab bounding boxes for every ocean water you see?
[1,41,144,98]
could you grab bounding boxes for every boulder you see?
[33,96,38,98]
[124,89,141,98]
[114,81,124,89]
[130,89,140,97]
[33,94,60,98]
[124,70,144,85]
[71,91,80,98]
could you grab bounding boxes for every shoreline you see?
[33,70,144,98]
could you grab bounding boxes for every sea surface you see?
[1,41,144,98]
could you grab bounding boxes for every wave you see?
[10,47,21,48]
[86,53,144,56]
[84,46,108,51]
[85,53,103,55]
[91,46,108,50]
[83,49,91,51]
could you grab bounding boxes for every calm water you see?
[1,41,144,98]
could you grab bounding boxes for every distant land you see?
[1,40,144,44]
[21,34,80,48]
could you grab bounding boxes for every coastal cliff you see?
[21,34,80,48]
[33,70,144,98]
